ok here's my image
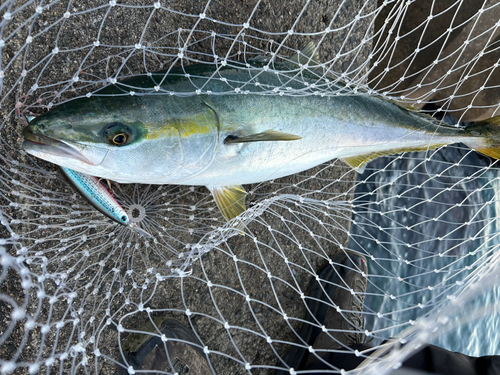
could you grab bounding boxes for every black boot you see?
[276,252,368,374]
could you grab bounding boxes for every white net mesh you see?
[1,0,500,374]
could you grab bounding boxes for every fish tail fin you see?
[466,116,500,160]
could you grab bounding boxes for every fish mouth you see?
[22,127,105,165]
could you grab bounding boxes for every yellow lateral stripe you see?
[145,116,216,140]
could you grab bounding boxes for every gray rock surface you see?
[0,1,375,373]
[369,0,500,122]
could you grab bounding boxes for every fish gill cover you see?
[1,0,500,374]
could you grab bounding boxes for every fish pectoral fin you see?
[224,130,301,144]
[207,185,247,222]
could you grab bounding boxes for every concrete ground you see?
[0,1,375,373]
[2,0,497,373]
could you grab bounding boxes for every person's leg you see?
[303,343,374,371]
[278,251,500,375]
[276,251,370,373]
[401,344,500,375]
[305,342,500,375]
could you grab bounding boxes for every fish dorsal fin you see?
[342,144,448,173]
[289,41,320,67]
[207,185,247,222]
[249,42,320,67]
[224,130,301,144]
[386,98,436,120]
[248,54,273,64]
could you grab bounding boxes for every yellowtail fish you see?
[60,166,152,238]
[22,43,500,223]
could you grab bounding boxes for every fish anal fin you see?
[342,155,370,173]
[207,185,247,222]
[475,147,500,160]
[341,151,402,172]
[225,130,301,144]
[342,144,447,173]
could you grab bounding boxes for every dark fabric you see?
[275,254,356,375]
[303,343,500,375]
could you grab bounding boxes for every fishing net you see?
[1,0,500,373]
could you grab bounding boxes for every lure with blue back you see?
[60,166,152,238]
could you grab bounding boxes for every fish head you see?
[22,96,219,183]
[24,108,116,167]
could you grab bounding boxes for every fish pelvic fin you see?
[465,116,500,160]
[224,130,301,144]
[207,185,247,224]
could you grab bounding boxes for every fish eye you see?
[121,215,127,222]
[102,122,134,146]
[112,133,128,145]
